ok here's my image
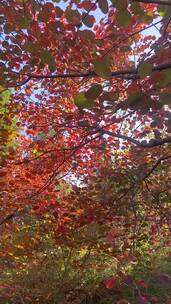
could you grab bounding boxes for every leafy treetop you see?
[0,0,171,224]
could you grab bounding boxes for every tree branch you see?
[142,155,171,180]
[28,62,171,79]
[131,0,171,5]
[0,213,15,226]
[114,155,171,205]
[97,127,171,148]
[10,61,171,87]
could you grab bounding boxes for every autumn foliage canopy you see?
[0,0,171,303]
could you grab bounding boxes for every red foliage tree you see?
[0,0,171,240]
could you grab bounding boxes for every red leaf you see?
[105,277,116,289]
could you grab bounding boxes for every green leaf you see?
[116,10,131,27]
[19,17,30,29]
[40,50,55,66]
[74,92,93,108]
[157,5,171,17]
[138,61,153,78]
[120,46,132,52]
[159,93,171,105]
[128,92,153,113]
[142,14,153,23]
[159,69,171,87]
[111,0,127,10]
[65,8,80,25]
[4,23,13,34]
[82,14,94,28]
[100,91,119,102]
[38,6,51,22]
[85,84,102,100]
[94,60,111,79]
[0,90,10,106]
[79,30,95,42]
[131,2,143,14]
[87,223,100,236]
[37,131,46,140]
[128,92,143,106]
[55,6,63,17]
[98,0,108,14]
[48,128,56,137]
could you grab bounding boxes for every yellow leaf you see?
[0,86,6,93]
[15,244,25,250]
